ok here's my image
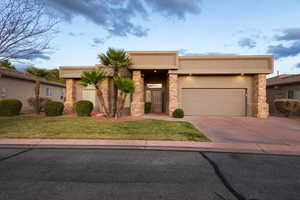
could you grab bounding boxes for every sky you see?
[25,0,300,77]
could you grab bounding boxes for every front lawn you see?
[0,117,209,141]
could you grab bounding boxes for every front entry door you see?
[151,90,163,113]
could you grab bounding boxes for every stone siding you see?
[131,70,144,116]
[64,79,76,113]
[252,74,269,118]
[168,73,178,116]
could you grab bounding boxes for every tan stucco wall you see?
[178,75,254,116]
[0,77,65,112]
[178,56,273,74]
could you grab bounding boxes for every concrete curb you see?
[0,139,300,156]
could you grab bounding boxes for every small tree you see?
[80,70,110,117]
[26,66,49,114]
[0,60,16,70]
[99,48,132,118]
[114,77,135,117]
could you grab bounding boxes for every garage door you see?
[182,88,246,116]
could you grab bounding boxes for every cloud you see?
[238,38,256,48]
[27,51,51,60]
[296,63,300,68]
[267,41,300,59]
[40,0,202,37]
[179,49,238,56]
[147,0,201,19]
[276,28,300,41]
[68,32,76,37]
[93,38,104,44]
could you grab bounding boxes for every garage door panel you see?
[182,89,246,116]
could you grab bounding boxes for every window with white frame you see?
[46,88,53,97]
[60,89,65,100]
[0,88,7,98]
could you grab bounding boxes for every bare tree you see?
[0,0,57,61]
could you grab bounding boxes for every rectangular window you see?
[46,88,53,97]
[288,90,294,99]
[60,89,65,100]
[147,83,162,89]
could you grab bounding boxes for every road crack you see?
[0,148,32,162]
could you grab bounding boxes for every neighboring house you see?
[59,51,274,118]
[267,74,300,115]
[0,67,65,112]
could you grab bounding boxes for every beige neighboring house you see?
[0,67,65,112]
[267,74,300,115]
[59,51,274,118]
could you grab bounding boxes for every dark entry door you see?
[151,90,163,113]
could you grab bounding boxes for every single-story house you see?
[0,67,65,112]
[59,51,274,118]
[267,74,300,115]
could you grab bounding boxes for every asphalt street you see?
[0,148,299,200]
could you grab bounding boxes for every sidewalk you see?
[1,139,300,155]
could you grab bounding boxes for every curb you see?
[0,139,300,156]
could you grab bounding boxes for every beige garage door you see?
[182,88,246,116]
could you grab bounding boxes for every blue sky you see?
[28,0,300,76]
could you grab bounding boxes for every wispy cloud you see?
[296,63,300,68]
[41,0,202,37]
[238,38,256,48]
[179,49,237,56]
[275,28,300,41]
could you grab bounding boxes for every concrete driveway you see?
[186,116,300,145]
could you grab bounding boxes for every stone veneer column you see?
[252,74,269,118]
[64,79,77,113]
[131,70,144,116]
[168,73,178,116]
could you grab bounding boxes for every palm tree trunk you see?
[117,92,127,117]
[96,88,110,117]
[113,70,119,118]
[35,78,40,114]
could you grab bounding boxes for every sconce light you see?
[154,70,157,72]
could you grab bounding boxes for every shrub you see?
[172,108,184,118]
[144,102,152,113]
[274,99,300,117]
[75,100,94,116]
[44,101,64,116]
[27,97,51,112]
[0,99,22,116]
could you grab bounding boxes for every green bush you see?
[0,99,22,116]
[144,102,152,113]
[274,99,300,117]
[172,108,184,118]
[44,101,64,116]
[75,100,94,116]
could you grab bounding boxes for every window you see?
[288,90,300,100]
[147,83,162,89]
[46,88,53,97]
[60,89,65,100]
[0,88,7,98]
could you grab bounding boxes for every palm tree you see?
[114,77,135,117]
[99,48,132,118]
[80,70,110,117]
[26,66,49,114]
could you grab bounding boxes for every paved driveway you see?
[186,116,300,145]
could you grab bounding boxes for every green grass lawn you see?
[0,117,209,141]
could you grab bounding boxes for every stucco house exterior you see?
[59,51,274,118]
[0,67,65,112]
[267,74,300,115]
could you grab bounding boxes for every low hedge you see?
[0,99,22,116]
[44,101,64,116]
[274,99,300,117]
[172,108,184,118]
[75,100,94,116]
